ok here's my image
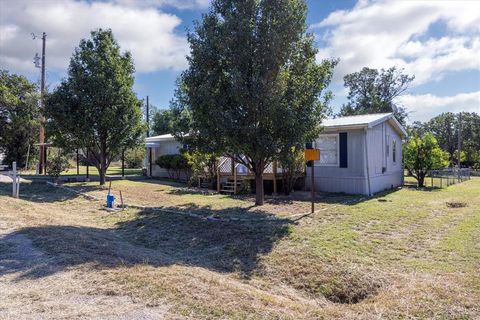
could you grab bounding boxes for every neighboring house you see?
[145,134,185,178]
[145,113,407,196]
[307,113,407,195]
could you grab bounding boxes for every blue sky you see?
[1,0,479,122]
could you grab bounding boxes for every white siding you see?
[306,129,368,195]
[147,140,183,178]
[366,122,403,194]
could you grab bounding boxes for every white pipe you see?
[12,161,17,198]
[16,176,20,198]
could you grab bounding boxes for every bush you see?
[47,153,70,182]
[278,147,305,195]
[124,146,145,168]
[185,151,219,186]
[155,154,191,180]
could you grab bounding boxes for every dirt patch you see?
[263,254,385,305]
[446,202,468,208]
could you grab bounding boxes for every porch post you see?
[217,166,220,192]
[273,161,277,194]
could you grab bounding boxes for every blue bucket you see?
[106,194,115,208]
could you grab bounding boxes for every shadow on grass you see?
[0,206,293,280]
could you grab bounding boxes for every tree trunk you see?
[417,175,425,188]
[99,150,107,185]
[254,160,265,206]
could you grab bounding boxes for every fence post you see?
[16,176,20,198]
[12,161,17,198]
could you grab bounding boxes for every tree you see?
[423,112,480,167]
[174,0,336,205]
[46,29,144,185]
[424,112,457,165]
[403,133,449,187]
[339,67,414,125]
[0,70,40,167]
[152,109,173,135]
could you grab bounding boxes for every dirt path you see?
[0,201,170,319]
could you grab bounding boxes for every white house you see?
[145,113,407,196]
[307,113,407,195]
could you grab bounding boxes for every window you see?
[315,134,338,166]
[392,140,397,163]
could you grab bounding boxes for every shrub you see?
[124,146,145,168]
[155,154,191,180]
[278,147,305,195]
[47,153,70,182]
[185,151,219,186]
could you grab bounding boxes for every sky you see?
[0,0,479,123]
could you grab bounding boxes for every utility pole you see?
[457,113,462,181]
[146,96,152,177]
[35,32,47,174]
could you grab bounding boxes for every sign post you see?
[304,149,320,214]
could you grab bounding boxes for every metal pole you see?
[86,149,90,180]
[146,96,150,138]
[76,148,79,175]
[25,144,30,170]
[311,161,314,214]
[122,149,125,178]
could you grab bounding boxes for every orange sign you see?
[304,149,320,161]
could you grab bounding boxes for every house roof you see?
[146,134,177,143]
[323,113,407,137]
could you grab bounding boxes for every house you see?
[307,113,407,195]
[145,113,407,196]
[145,134,185,178]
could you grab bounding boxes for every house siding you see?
[147,140,183,178]
[366,122,403,194]
[306,129,368,195]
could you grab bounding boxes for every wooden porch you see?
[216,157,283,194]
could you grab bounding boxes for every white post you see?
[12,161,17,198]
[16,176,20,198]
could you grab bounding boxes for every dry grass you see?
[0,177,479,319]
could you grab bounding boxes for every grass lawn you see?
[0,176,479,319]
[20,165,142,177]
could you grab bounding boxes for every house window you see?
[315,134,339,166]
[392,140,397,163]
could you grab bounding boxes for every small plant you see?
[155,154,191,180]
[47,153,70,182]
[124,145,145,168]
[278,147,305,195]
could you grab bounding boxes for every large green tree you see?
[424,112,480,167]
[403,133,449,187]
[174,0,336,205]
[152,109,173,135]
[46,29,144,185]
[0,70,39,167]
[339,67,414,125]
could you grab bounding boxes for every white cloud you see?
[0,0,190,76]
[313,0,480,85]
[396,91,480,122]
[113,0,210,10]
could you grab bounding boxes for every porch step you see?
[220,181,241,194]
